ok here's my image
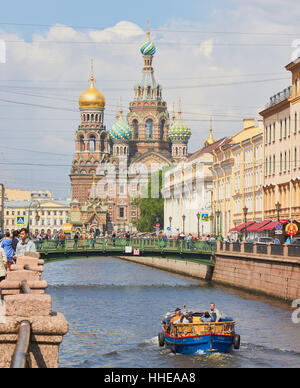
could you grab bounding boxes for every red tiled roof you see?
[187,138,227,162]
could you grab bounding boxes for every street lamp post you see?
[275,201,281,223]
[196,212,201,239]
[169,216,172,230]
[243,206,248,241]
[215,210,221,237]
[182,215,186,234]
[27,201,41,236]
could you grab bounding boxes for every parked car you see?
[255,237,274,245]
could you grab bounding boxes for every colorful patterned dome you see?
[110,116,132,142]
[140,40,156,56]
[169,120,192,142]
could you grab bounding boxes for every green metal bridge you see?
[36,238,216,263]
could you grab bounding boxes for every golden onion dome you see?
[204,117,216,146]
[204,129,216,146]
[79,75,106,108]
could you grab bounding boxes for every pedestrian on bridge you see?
[14,228,37,259]
[1,232,14,271]
[0,246,7,283]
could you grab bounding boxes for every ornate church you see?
[69,25,193,234]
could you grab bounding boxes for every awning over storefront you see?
[246,220,272,232]
[230,220,289,233]
[258,220,288,232]
[230,222,256,232]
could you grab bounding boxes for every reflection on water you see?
[44,257,300,368]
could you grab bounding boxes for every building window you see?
[284,118,287,138]
[160,120,165,140]
[273,154,276,174]
[119,207,124,218]
[295,112,297,134]
[280,120,283,139]
[146,119,153,139]
[273,123,276,142]
[133,120,139,139]
[280,153,283,173]
[100,133,106,152]
[89,135,96,152]
[295,147,298,169]
[80,136,85,151]
[284,151,287,172]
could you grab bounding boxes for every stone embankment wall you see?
[213,243,300,301]
[0,252,68,368]
[117,255,214,281]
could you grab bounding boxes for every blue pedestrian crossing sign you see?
[202,214,209,222]
[16,216,26,226]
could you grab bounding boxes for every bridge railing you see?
[217,241,300,258]
[34,238,217,256]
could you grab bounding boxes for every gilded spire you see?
[90,58,94,81]
[172,103,176,122]
[178,98,182,120]
[119,96,123,119]
[147,19,150,41]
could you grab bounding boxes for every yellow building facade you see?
[211,119,263,237]
[4,199,70,235]
[260,59,300,222]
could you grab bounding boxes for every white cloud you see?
[195,39,214,59]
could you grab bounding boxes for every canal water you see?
[44,257,300,368]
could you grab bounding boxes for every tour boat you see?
[158,312,240,355]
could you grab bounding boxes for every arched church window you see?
[146,119,153,139]
[87,114,90,121]
[80,136,85,151]
[100,133,106,152]
[160,120,165,140]
[89,135,96,152]
[91,114,94,121]
[133,120,139,139]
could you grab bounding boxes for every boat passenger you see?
[170,308,182,325]
[200,312,213,323]
[181,313,192,324]
[209,302,221,322]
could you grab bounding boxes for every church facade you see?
[69,27,192,234]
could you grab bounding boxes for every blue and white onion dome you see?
[110,116,132,142]
[140,39,156,56]
[169,120,192,142]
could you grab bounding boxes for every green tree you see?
[133,170,164,232]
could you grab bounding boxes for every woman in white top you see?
[0,247,7,282]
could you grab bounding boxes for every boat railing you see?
[170,322,235,337]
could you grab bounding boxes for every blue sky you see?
[0,0,299,198]
[1,0,217,38]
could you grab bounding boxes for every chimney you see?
[243,118,255,130]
